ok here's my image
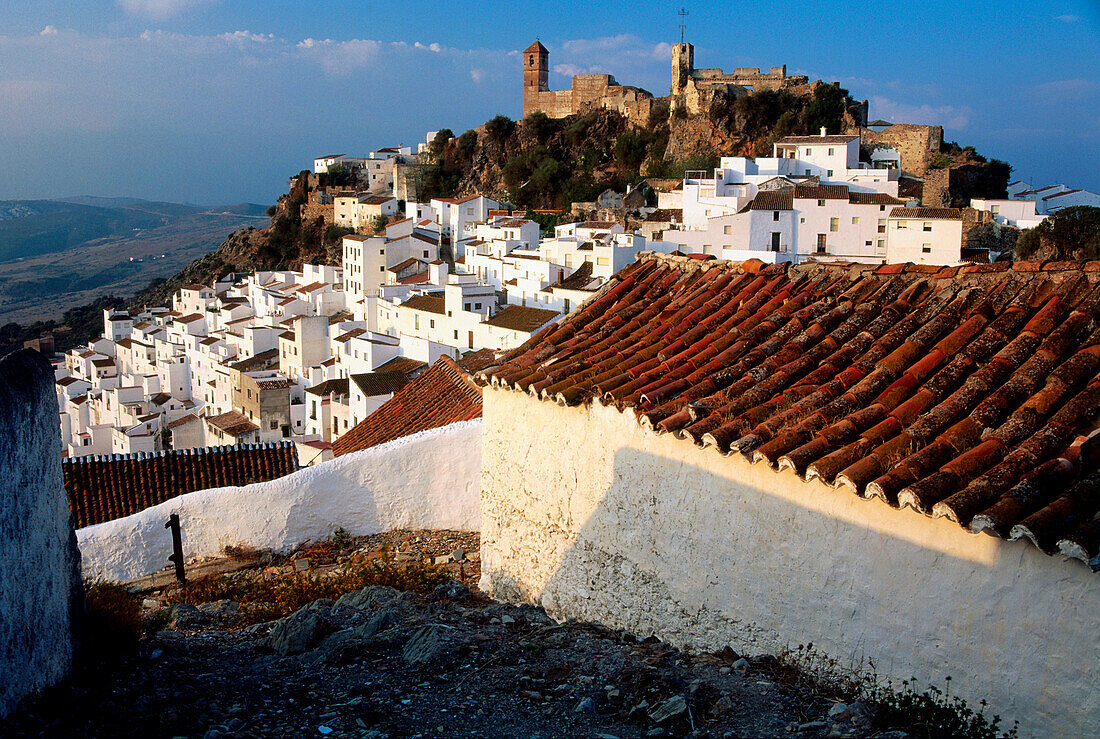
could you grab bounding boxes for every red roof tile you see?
[483,305,560,333]
[332,357,482,457]
[206,410,259,436]
[63,442,298,528]
[401,294,446,314]
[484,253,1100,571]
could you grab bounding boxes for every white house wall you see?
[78,419,482,582]
[479,388,1100,739]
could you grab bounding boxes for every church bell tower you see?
[523,40,549,117]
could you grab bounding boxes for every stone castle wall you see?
[300,202,334,227]
[0,349,82,717]
[859,123,944,178]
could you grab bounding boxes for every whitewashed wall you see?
[1,350,81,717]
[79,420,481,582]
[480,388,1100,738]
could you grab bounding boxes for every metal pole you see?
[165,513,186,585]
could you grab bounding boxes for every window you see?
[805,148,812,156]
[897,220,907,230]
[379,266,384,272]
[816,234,827,254]
[923,222,933,232]
[772,211,780,221]
[723,225,732,235]
[770,232,781,252]
[800,217,806,224]
[991,205,1001,215]
[827,169,834,177]
[922,244,932,254]
[270,419,278,430]
[565,254,573,267]
[475,302,482,309]
[865,240,872,246]
[429,319,435,328]
[464,303,471,311]
[877,219,886,233]
[876,239,885,251]
[597,257,610,266]
[564,298,570,312]
[414,315,419,330]
[880,205,886,211]
[851,217,860,225]
[830,218,839,232]
[818,199,825,207]
[827,147,834,156]
[454,330,459,340]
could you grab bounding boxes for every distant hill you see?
[0,196,270,325]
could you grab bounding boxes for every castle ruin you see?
[522,39,814,122]
[522,41,656,124]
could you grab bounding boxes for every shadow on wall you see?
[0,349,83,718]
[480,400,1099,739]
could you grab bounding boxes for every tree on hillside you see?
[429,129,454,159]
[800,83,849,135]
[1016,206,1100,260]
[523,111,556,143]
[485,115,515,143]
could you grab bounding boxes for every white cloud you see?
[39,26,58,36]
[470,68,485,83]
[1033,78,1100,98]
[870,95,972,130]
[218,30,275,45]
[414,41,442,53]
[1056,14,1080,23]
[116,0,212,20]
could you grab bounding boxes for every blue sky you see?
[1,1,1097,206]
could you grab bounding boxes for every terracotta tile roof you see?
[397,272,432,285]
[793,184,850,200]
[227,348,279,372]
[1044,189,1083,200]
[332,357,482,457]
[57,376,79,387]
[750,192,794,211]
[350,370,410,397]
[334,327,368,343]
[62,442,298,528]
[776,134,859,145]
[374,356,429,377]
[402,294,446,314]
[457,348,498,373]
[149,392,172,406]
[206,410,259,436]
[849,192,905,205]
[176,313,204,323]
[554,261,595,291]
[890,207,963,220]
[483,252,1100,571]
[166,413,199,429]
[307,378,350,397]
[182,283,209,291]
[255,378,294,390]
[389,257,423,273]
[577,220,616,229]
[484,305,560,333]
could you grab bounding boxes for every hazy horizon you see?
[2,0,1097,206]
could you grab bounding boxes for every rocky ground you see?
[2,531,911,739]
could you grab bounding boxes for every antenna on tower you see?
[678,7,689,44]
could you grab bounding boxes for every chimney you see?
[820,127,827,137]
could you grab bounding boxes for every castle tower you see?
[523,40,549,117]
[671,42,694,94]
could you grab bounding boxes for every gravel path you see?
[1,585,871,738]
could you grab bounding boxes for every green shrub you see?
[485,114,515,142]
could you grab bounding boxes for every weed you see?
[83,580,143,654]
[761,644,1018,739]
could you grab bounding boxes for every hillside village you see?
[5,32,1100,739]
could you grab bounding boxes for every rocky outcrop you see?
[0,349,83,717]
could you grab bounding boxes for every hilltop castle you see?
[522,39,814,122]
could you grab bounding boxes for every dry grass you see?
[83,580,143,653]
[167,559,450,625]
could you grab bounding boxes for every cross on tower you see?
[678,7,689,44]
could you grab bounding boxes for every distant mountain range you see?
[0,197,269,324]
